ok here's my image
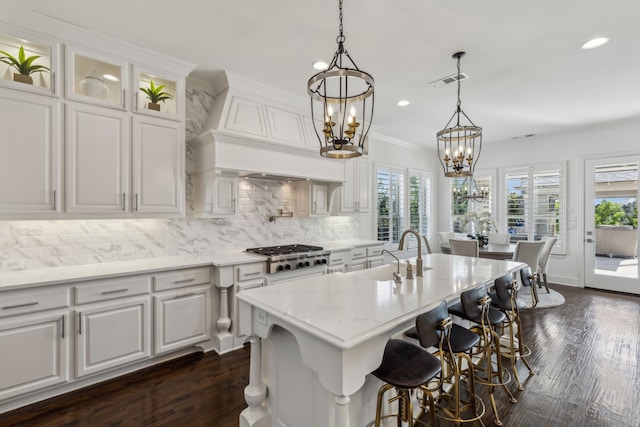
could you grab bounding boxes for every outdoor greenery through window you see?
[504,163,565,253]
[377,166,432,247]
[450,171,494,233]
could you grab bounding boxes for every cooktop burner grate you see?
[246,244,324,257]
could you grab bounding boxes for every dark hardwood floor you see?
[2,284,639,427]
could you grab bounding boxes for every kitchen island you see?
[236,253,525,427]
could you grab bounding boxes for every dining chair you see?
[512,241,545,306]
[438,231,456,246]
[449,238,479,257]
[488,232,510,245]
[423,235,433,254]
[537,236,557,293]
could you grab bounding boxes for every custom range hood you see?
[190,72,346,184]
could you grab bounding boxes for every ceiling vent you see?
[429,72,469,88]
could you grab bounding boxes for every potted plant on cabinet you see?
[140,80,173,111]
[0,45,50,85]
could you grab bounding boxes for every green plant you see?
[0,46,50,76]
[140,80,173,104]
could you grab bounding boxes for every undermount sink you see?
[350,262,432,281]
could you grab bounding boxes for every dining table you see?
[440,241,517,260]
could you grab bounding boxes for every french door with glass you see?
[584,156,639,293]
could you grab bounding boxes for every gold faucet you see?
[397,229,424,277]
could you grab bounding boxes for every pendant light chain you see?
[456,54,462,114]
[337,0,345,44]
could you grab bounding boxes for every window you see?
[377,166,432,247]
[504,163,565,253]
[450,170,496,232]
[377,166,405,244]
[409,171,433,248]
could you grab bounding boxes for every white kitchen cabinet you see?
[327,249,350,274]
[131,115,184,215]
[152,267,212,355]
[212,174,238,216]
[133,66,183,121]
[0,311,69,401]
[0,31,60,95]
[0,89,61,215]
[65,45,128,110]
[154,285,211,355]
[65,102,130,213]
[75,296,151,378]
[340,157,371,214]
[347,244,384,271]
[295,182,328,216]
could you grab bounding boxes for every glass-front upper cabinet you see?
[0,30,59,95]
[66,46,128,109]
[133,66,183,121]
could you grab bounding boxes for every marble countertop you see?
[236,253,525,349]
[0,251,265,291]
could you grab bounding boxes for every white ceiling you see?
[11,0,640,146]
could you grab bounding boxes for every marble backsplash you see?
[0,178,359,270]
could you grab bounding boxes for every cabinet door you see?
[312,184,328,215]
[355,158,371,213]
[154,286,211,355]
[340,160,357,213]
[211,175,237,215]
[132,115,184,215]
[66,103,130,213]
[133,66,183,121]
[0,312,68,400]
[0,90,61,214]
[65,46,128,110]
[75,297,150,378]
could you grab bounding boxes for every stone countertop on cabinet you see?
[0,251,266,291]
[313,239,385,251]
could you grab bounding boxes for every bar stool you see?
[372,339,442,427]
[449,286,517,426]
[406,300,485,425]
[489,273,534,391]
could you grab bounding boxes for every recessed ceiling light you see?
[581,37,610,50]
[102,74,119,82]
[312,61,328,71]
[397,100,410,107]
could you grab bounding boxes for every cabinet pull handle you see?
[134,91,138,111]
[53,189,56,211]
[122,89,126,109]
[122,192,126,211]
[101,288,129,295]
[2,302,38,310]
[78,312,82,335]
[332,258,343,264]
[233,198,236,213]
[61,315,65,339]
[51,71,56,94]
[135,193,139,211]
[173,292,195,300]
[244,271,262,277]
[173,278,196,284]
[314,201,317,213]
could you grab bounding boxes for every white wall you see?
[438,117,640,286]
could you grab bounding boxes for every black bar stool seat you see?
[448,300,507,325]
[405,323,479,354]
[372,339,442,389]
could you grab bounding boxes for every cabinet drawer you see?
[75,276,150,305]
[154,267,211,292]
[236,263,265,282]
[0,287,70,318]
[367,245,384,257]
[351,248,366,259]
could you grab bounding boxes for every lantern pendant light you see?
[437,52,482,177]
[307,0,375,159]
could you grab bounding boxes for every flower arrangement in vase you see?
[460,211,498,247]
[140,80,173,111]
[0,45,50,85]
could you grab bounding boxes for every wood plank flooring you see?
[2,284,639,427]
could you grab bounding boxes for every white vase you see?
[80,75,108,99]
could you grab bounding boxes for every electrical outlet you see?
[255,309,267,326]
[2,259,24,271]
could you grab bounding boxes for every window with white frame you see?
[376,166,433,247]
[376,166,405,244]
[409,171,433,249]
[504,163,565,253]
[450,170,496,233]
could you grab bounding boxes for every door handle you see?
[585,238,597,243]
